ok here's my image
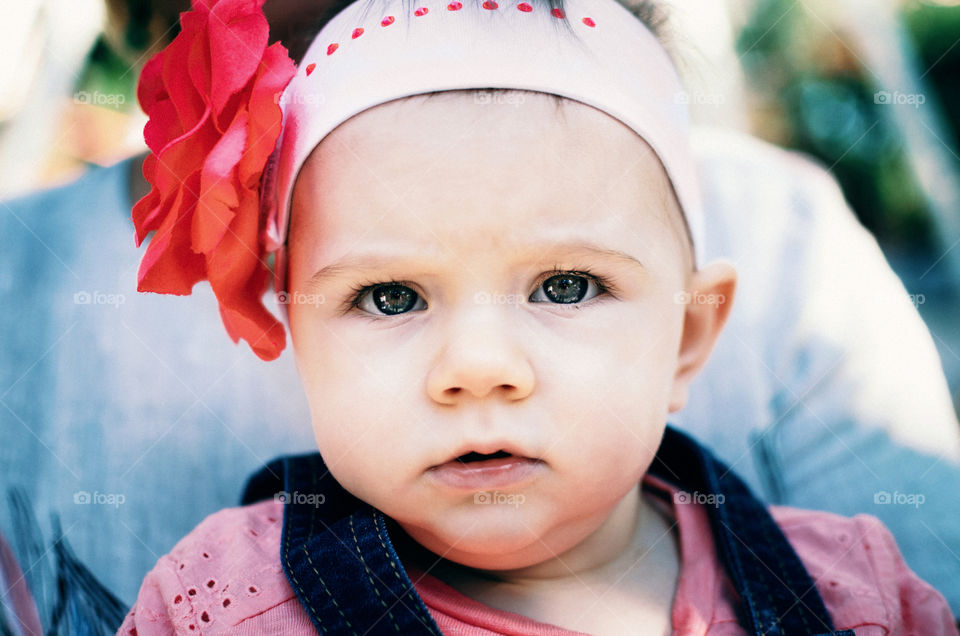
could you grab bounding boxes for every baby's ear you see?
[668,261,737,413]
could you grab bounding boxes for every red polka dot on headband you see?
[318,4,596,61]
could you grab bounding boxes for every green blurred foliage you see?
[904,1,960,150]
[737,0,960,251]
[75,37,137,112]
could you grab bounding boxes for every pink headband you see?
[133,0,703,361]
[264,0,704,302]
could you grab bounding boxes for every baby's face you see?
[288,91,696,570]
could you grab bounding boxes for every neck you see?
[495,483,645,582]
[401,484,675,591]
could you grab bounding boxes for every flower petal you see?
[132,0,295,360]
[208,0,269,115]
[206,192,285,360]
[193,110,247,252]
[136,184,207,294]
[238,42,296,186]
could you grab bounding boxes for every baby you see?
[118,0,958,634]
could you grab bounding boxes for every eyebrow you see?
[306,241,645,290]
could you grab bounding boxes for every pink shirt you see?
[117,477,957,635]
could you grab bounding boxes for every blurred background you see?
[0,0,958,629]
[2,0,957,416]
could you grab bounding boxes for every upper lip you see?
[430,441,540,469]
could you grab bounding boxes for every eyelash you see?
[340,265,620,317]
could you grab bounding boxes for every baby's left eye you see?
[530,271,605,305]
[353,283,426,316]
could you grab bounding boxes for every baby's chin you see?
[396,513,586,572]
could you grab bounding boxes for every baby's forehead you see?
[304,93,667,202]
[303,91,680,213]
[292,91,689,270]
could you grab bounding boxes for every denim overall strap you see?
[241,453,443,636]
[651,426,854,636]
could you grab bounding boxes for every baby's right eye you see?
[350,282,426,317]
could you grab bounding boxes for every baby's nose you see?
[425,307,535,403]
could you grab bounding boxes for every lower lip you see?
[429,456,544,490]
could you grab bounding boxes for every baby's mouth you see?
[455,450,513,464]
[429,449,544,490]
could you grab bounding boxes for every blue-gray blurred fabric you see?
[1,127,957,612]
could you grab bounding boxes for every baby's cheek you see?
[313,429,384,504]
[584,434,654,488]
[310,418,349,472]
[554,405,664,494]
[312,415,411,501]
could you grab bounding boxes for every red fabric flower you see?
[132,0,296,361]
